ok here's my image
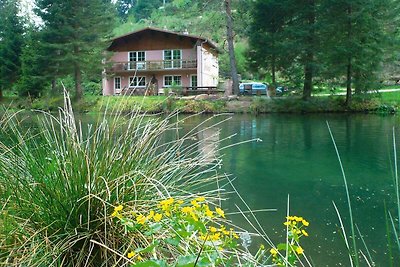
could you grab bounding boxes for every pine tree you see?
[16,27,49,97]
[320,0,398,105]
[248,0,288,87]
[0,0,24,98]
[36,0,115,99]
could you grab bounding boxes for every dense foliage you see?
[0,0,398,102]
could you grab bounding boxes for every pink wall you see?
[110,49,196,63]
[102,71,196,95]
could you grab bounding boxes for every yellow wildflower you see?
[301,229,309,236]
[302,219,310,226]
[210,232,221,241]
[177,200,184,205]
[159,198,174,211]
[114,205,123,212]
[137,255,143,261]
[210,226,218,233]
[136,214,146,225]
[205,208,214,218]
[195,196,206,202]
[191,200,200,208]
[127,251,135,259]
[283,221,290,226]
[147,210,155,220]
[295,216,303,222]
[191,213,199,221]
[181,206,193,214]
[153,213,162,222]
[270,248,278,256]
[215,207,225,218]
[296,246,304,255]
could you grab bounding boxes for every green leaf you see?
[175,255,197,267]
[134,241,160,253]
[131,260,167,267]
[277,243,287,250]
[165,237,180,246]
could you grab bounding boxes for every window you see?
[164,75,182,87]
[129,76,146,87]
[114,77,121,90]
[163,50,182,69]
[128,51,146,70]
[190,75,197,88]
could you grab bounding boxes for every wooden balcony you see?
[108,60,197,72]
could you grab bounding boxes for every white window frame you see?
[163,49,182,69]
[128,51,146,70]
[190,74,197,88]
[129,76,147,88]
[114,76,121,90]
[163,75,182,87]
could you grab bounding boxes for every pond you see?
[174,113,400,266]
[10,111,400,265]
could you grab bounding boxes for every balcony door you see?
[129,51,146,70]
[163,50,182,69]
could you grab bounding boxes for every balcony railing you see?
[108,60,197,72]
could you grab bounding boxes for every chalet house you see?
[102,27,219,96]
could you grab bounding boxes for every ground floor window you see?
[190,75,197,88]
[164,75,182,87]
[129,76,146,87]
[114,77,121,90]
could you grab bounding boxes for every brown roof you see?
[108,27,218,52]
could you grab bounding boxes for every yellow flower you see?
[127,251,135,259]
[191,213,199,221]
[153,213,162,222]
[283,221,290,226]
[137,255,143,261]
[177,200,184,205]
[302,219,310,226]
[215,207,225,218]
[159,198,174,210]
[191,200,200,208]
[195,196,206,202]
[270,248,278,256]
[210,226,218,233]
[210,232,221,241]
[296,246,304,255]
[181,206,193,214]
[114,205,123,212]
[146,210,155,220]
[205,208,214,218]
[301,229,309,236]
[136,214,146,224]
[295,216,303,222]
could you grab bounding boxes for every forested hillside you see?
[0,0,399,104]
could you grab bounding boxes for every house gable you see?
[108,27,218,53]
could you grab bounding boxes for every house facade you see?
[102,27,219,96]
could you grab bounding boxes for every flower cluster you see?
[111,196,240,265]
[270,215,310,266]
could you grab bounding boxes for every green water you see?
[13,112,400,265]
[177,113,400,266]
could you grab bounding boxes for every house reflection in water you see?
[197,127,220,164]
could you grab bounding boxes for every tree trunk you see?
[224,0,239,95]
[345,58,352,107]
[345,4,352,106]
[51,79,57,94]
[302,0,315,101]
[303,61,313,100]
[74,65,83,99]
[272,54,276,87]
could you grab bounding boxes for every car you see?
[239,82,268,95]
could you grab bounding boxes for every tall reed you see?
[0,92,228,266]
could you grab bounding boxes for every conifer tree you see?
[0,0,24,98]
[36,0,115,99]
